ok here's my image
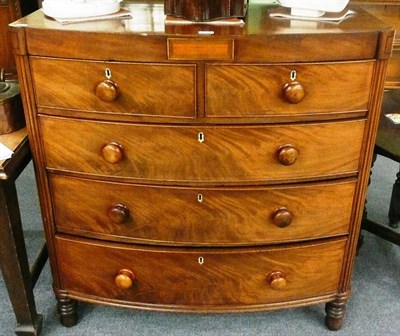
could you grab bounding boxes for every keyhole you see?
[197,194,203,203]
[198,132,205,143]
[198,257,204,265]
[290,70,297,81]
[105,68,112,80]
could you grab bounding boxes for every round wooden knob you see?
[115,269,135,289]
[108,204,130,224]
[267,271,287,290]
[101,142,124,164]
[272,207,293,228]
[277,144,299,166]
[96,79,119,102]
[282,81,305,104]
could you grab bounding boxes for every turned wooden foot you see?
[325,299,346,331]
[57,296,78,327]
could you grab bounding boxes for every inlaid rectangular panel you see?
[168,38,234,60]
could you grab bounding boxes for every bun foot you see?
[325,314,344,331]
[57,296,78,327]
[325,300,346,331]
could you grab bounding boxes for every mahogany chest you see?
[10,0,393,331]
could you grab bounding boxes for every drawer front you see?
[206,62,373,117]
[51,174,355,245]
[31,57,197,117]
[56,236,345,309]
[40,116,365,183]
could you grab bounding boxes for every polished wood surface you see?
[10,3,391,62]
[50,174,356,245]
[56,235,346,310]
[31,58,197,118]
[10,0,394,330]
[40,116,365,184]
[205,62,373,117]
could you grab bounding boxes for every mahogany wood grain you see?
[40,116,365,184]
[30,58,197,117]
[9,0,394,329]
[50,174,355,245]
[55,235,346,309]
[205,62,373,117]
[9,4,390,63]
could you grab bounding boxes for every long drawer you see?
[205,61,373,117]
[51,174,355,245]
[40,116,365,184]
[30,57,197,117]
[55,235,345,309]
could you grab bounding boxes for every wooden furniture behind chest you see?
[10,1,393,331]
[0,0,37,69]
[351,0,400,240]
[351,0,400,88]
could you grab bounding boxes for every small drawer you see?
[51,174,355,245]
[205,61,373,117]
[30,57,197,117]
[40,116,365,184]
[55,235,345,309]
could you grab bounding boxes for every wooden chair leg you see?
[0,180,43,336]
[388,168,400,228]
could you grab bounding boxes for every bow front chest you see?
[10,1,393,330]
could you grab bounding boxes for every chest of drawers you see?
[10,1,393,331]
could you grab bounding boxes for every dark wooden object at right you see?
[353,1,400,245]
